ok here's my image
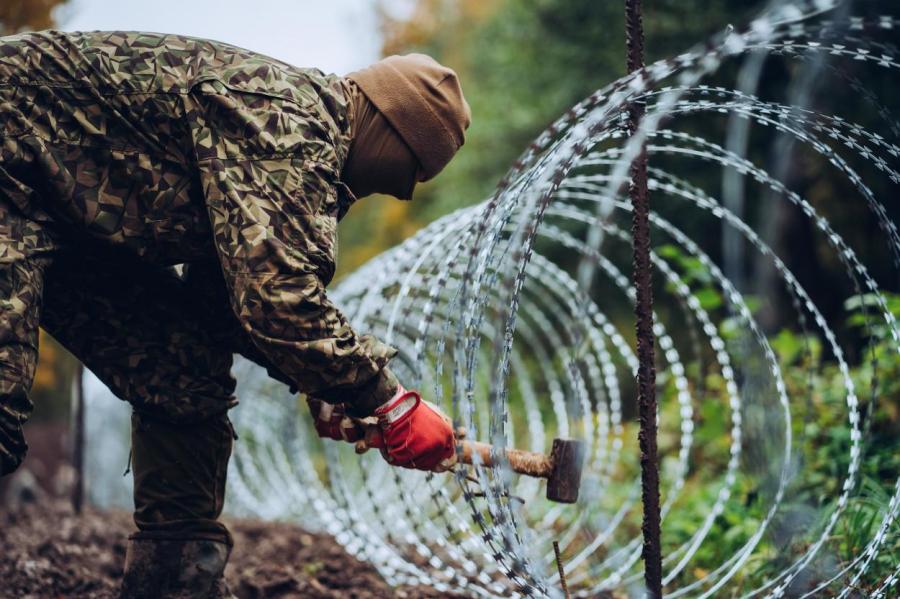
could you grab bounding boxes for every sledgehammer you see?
[355,422,585,504]
[457,435,585,504]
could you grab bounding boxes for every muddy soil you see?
[0,499,467,598]
[1,423,470,598]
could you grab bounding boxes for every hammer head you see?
[546,438,585,503]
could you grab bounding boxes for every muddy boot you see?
[119,538,237,599]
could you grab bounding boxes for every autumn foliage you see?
[0,0,67,35]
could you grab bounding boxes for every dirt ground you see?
[0,423,468,598]
[0,498,468,598]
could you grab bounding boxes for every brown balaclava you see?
[343,54,471,200]
[342,81,419,200]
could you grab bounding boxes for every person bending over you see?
[0,30,469,598]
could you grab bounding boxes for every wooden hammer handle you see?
[459,440,553,479]
[353,422,555,481]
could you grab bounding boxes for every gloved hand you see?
[366,385,457,472]
[306,397,365,443]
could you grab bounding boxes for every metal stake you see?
[625,0,662,595]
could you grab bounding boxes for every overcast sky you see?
[55,0,387,76]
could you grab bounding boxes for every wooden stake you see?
[72,362,85,514]
[553,541,571,599]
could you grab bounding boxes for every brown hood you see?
[346,54,470,183]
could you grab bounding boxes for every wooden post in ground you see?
[72,362,85,514]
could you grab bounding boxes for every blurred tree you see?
[0,0,76,421]
[0,0,67,35]
[376,0,765,219]
[337,0,897,339]
[336,0,764,278]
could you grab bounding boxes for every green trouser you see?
[0,202,248,546]
[130,412,234,546]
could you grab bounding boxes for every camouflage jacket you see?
[0,31,398,412]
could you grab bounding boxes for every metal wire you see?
[84,2,900,597]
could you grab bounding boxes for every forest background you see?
[1,1,897,588]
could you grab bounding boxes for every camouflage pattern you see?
[0,31,399,474]
[0,213,52,475]
[130,411,234,546]
[121,538,235,599]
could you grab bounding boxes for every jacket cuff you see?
[345,366,399,418]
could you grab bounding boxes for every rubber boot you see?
[119,538,237,599]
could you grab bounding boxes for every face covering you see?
[341,81,420,200]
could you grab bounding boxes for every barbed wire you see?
[82,1,900,596]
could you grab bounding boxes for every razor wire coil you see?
[83,1,900,596]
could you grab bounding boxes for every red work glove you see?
[366,385,457,472]
[306,397,365,443]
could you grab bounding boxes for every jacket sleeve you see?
[199,155,399,415]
